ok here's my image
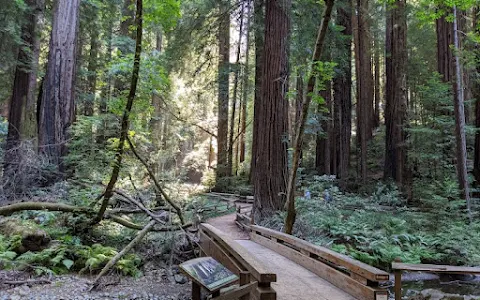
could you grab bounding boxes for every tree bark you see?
[452,6,472,221]
[473,9,480,185]
[284,0,335,233]
[216,0,230,179]
[38,0,80,175]
[333,2,352,182]
[240,2,252,164]
[250,0,264,184]
[354,0,373,181]
[374,37,381,128]
[384,0,407,185]
[254,0,291,218]
[436,14,454,83]
[5,0,44,178]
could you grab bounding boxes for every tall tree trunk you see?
[355,0,371,181]
[250,0,264,184]
[384,0,407,185]
[240,1,252,164]
[4,0,44,191]
[6,0,43,151]
[254,0,291,218]
[473,9,480,184]
[374,37,381,128]
[216,0,230,179]
[452,6,472,221]
[437,14,454,82]
[284,0,335,233]
[38,0,80,175]
[333,2,352,182]
[228,2,246,176]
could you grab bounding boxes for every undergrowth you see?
[0,229,142,277]
[259,175,480,271]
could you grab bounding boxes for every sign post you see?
[179,257,239,300]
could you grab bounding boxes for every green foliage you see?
[0,233,142,277]
[261,177,480,270]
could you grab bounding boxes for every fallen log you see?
[0,202,92,216]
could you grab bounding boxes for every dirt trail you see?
[206,203,251,240]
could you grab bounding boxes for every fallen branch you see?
[0,202,92,216]
[90,219,156,290]
[113,190,166,225]
[1,279,52,286]
[126,136,185,225]
[109,206,168,215]
[106,214,192,232]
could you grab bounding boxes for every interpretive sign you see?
[179,257,238,292]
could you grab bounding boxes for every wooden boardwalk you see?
[205,210,388,300]
[236,239,356,300]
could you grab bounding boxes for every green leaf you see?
[0,251,17,260]
[62,259,74,270]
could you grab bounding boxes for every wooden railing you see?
[199,223,277,300]
[392,262,480,300]
[250,225,389,300]
[235,205,252,231]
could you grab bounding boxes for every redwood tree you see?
[250,0,264,184]
[38,0,81,174]
[354,0,374,181]
[5,0,43,160]
[384,0,407,184]
[253,0,290,218]
[216,0,230,179]
[333,1,352,181]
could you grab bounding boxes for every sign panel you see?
[180,257,238,292]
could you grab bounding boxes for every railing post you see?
[239,272,251,300]
[192,281,201,300]
[394,270,402,300]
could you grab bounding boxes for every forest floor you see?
[0,268,190,300]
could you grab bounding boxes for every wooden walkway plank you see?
[251,232,385,300]
[236,239,356,300]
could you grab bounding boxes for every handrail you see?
[251,225,389,282]
[199,223,276,300]
[250,225,388,300]
[392,262,480,300]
